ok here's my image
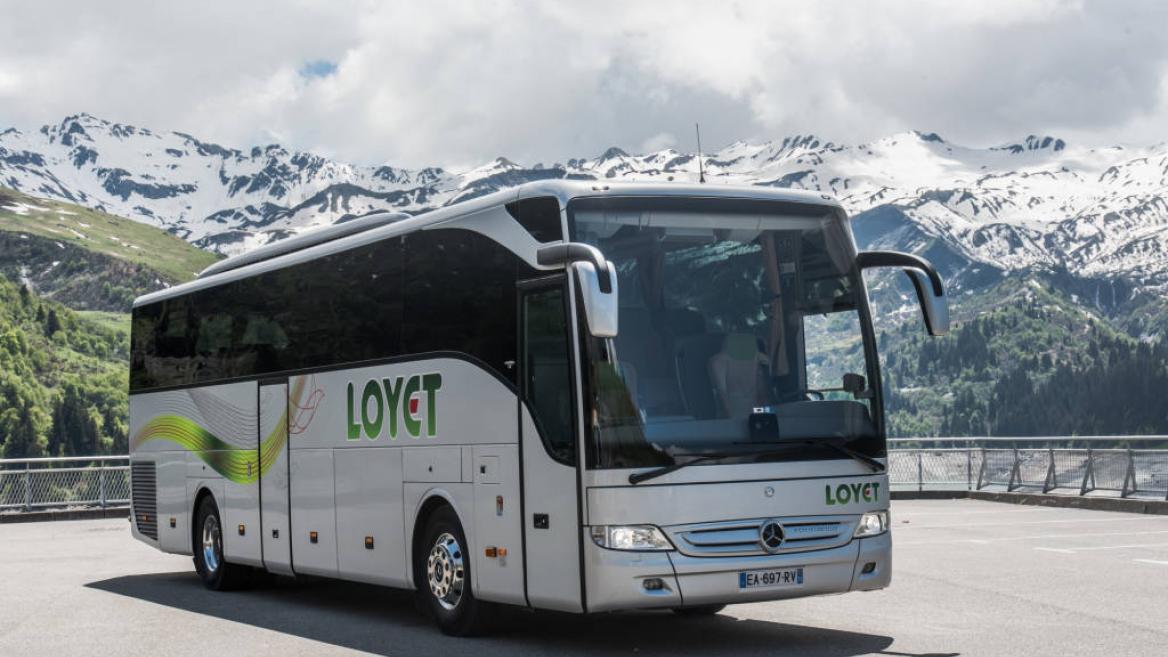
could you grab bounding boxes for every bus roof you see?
[134,180,843,308]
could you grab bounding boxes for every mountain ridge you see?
[2,114,1167,298]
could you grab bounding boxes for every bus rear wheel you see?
[414,505,493,636]
[193,495,252,591]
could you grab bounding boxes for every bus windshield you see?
[569,196,882,470]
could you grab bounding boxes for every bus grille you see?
[131,461,158,541]
[665,515,858,557]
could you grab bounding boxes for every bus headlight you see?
[854,511,889,537]
[590,525,674,551]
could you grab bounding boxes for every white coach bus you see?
[128,180,948,635]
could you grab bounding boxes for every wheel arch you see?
[190,486,216,554]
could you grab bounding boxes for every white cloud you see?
[1,0,1166,167]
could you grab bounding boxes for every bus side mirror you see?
[537,242,619,338]
[856,251,949,337]
[573,260,619,338]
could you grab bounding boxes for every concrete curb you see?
[0,507,129,524]
[893,489,1168,515]
[890,490,968,500]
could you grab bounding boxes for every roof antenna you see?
[695,123,706,183]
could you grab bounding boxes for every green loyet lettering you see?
[361,379,384,439]
[827,481,882,506]
[402,375,422,438]
[382,377,404,439]
[422,373,442,437]
[346,382,361,441]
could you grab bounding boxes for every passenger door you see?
[259,380,293,575]
[519,277,584,612]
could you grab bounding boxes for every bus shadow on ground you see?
[87,572,922,657]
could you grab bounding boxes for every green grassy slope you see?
[0,189,217,458]
[0,186,218,283]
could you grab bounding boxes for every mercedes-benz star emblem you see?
[759,520,784,553]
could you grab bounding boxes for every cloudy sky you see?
[1,0,1166,168]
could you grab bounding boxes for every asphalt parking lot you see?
[0,499,1165,657]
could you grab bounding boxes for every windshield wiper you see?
[742,439,887,469]
[628,439,886,484]
[628,451,742,485]
[802,439,886,473]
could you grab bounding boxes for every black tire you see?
[414,505,493,636]
[192,495,252,591]
[672,604,726,617]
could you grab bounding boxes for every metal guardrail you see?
[0,456,130,513]
[2,438,1167,515]
[887,437,1168,499]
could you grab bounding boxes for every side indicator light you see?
[484,546,498,558]
[498,547,508,558]
[309,531,319,544]
[238,524,246,536]
[365,536,375,550]
[169,517,176,528]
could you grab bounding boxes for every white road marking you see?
[901,516,1168,530]
[893,507,1050,516]
[1070,542,1168,551]
[1134,559,1168,566]
[1033,542,1168,554]
[897,529,1168,547]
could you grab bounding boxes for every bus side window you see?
[523,286,575,465]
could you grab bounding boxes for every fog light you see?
[861,561,877,574]
[643,577,665,591]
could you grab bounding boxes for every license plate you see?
[738,567,804,590]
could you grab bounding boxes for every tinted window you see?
[506,197,563,243]
[401,229,518,382]
[523,284,575,464]
[131,229,527,391]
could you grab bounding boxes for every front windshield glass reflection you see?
[569,197,881,469]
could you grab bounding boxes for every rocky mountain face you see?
[2,114,1167,326]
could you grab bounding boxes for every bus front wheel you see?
[193,495,252,591]
[414,505,493,636]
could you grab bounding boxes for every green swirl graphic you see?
[131,378,311,484]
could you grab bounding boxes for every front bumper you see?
[584,530,891,612]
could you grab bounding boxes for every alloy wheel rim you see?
[201,513,221,574]
[426,532,465,610]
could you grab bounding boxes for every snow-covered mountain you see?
[2,114,1167,293]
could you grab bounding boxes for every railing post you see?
[966,444,973,490]
[917,451,923,492]
[976,447,987,490]
[1043,447,1056,493]
[99,460,107,509]
[24,462,32,511]
[1080,448,1094,496]
[1121,449,1136,499]
[1007,447,1021,492]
